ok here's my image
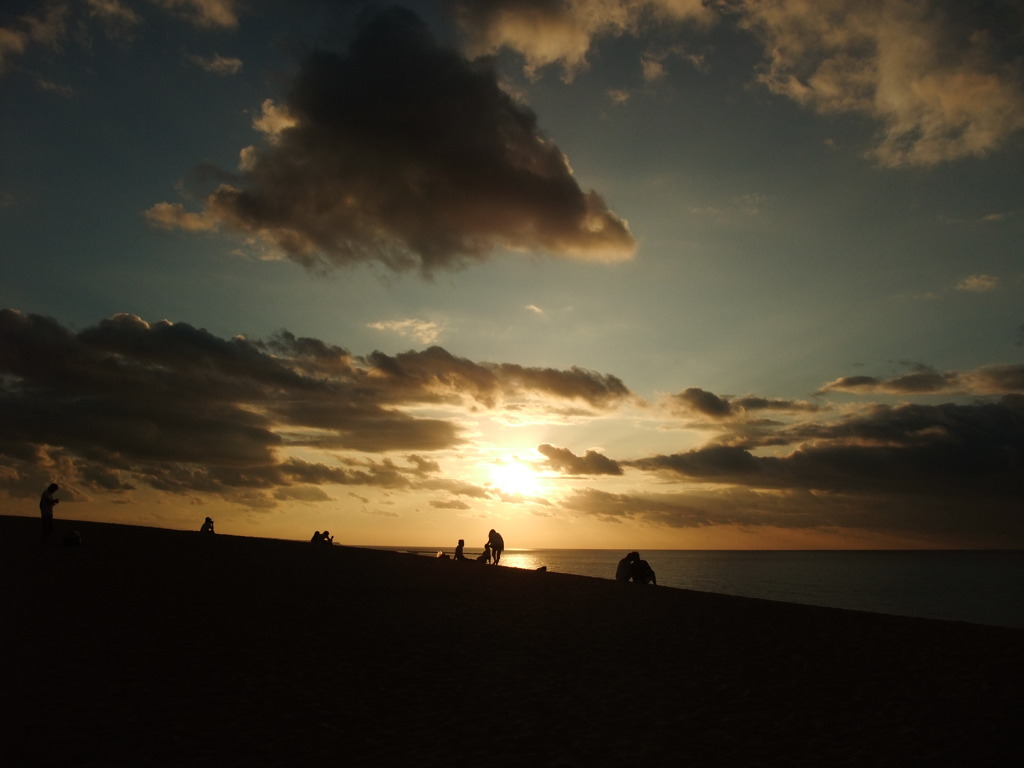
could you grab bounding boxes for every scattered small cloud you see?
[607,88,630,104]
[153,0,239,29]
[368,319,445,345]
[188,53,243,76]
[956,274,999,293]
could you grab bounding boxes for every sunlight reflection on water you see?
[497,550,546,571]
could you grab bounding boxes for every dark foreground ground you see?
[2,515,1021,767]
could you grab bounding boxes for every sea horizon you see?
[379,546,1024,630]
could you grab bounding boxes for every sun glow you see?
[488,458,543,497]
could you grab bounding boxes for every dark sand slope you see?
[3,516,1021,767]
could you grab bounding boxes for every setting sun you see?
[488,458,543,497]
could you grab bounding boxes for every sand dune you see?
[3,515,1020,767]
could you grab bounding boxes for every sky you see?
[2,0,1023,549]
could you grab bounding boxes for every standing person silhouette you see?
[487,529,504,565]
[39,483,59,544]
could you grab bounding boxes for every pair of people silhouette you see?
[453,529,504,564]
[616,551,657,585]
[311,530,333,545]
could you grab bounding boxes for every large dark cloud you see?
[146,6,635,274]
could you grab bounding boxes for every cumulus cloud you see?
[147,7,636,274]
[734,0,1024,166]
[537,443,622,475]
[0,310,635,506]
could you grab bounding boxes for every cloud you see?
[188,53,243,76]
[147,7,636,275]
[452,0,714,78]
[0,2,68,76]
[0,310,636,506]
[956,274,999,293]
[670,386,820,419]
[537,443,622,475]
[153,0,238,29]
[363,345,633,410]
[735,0,1024,166]
[631,399,1024,503]
[818,363,1024,396]
[87,0,142,39]
[368,319,445,345]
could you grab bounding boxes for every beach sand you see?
[3,515,1021,767]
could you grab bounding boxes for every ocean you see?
[395,547,1024,629]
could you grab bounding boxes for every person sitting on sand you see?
[631,556,656,585]
[454,539,467,561]
[311,531,324,544]
[487,529,504,565]
[615,552,637,582]
[321,530,334,545]
[476,542,491,563]
[200,517,215,534]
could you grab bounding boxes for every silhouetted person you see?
[322,530,333,545]
[615,552,636,582]
[311,531,324,543]
[476,542,491,563]
[39,483,59,544]
[631,556,656,585]
[200,517,215,534]
[488,529,504,565]
[454,539,467,561]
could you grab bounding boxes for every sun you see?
[488,457,542,497]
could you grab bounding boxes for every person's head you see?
[458,539,464,546]
[47,483,59,493]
